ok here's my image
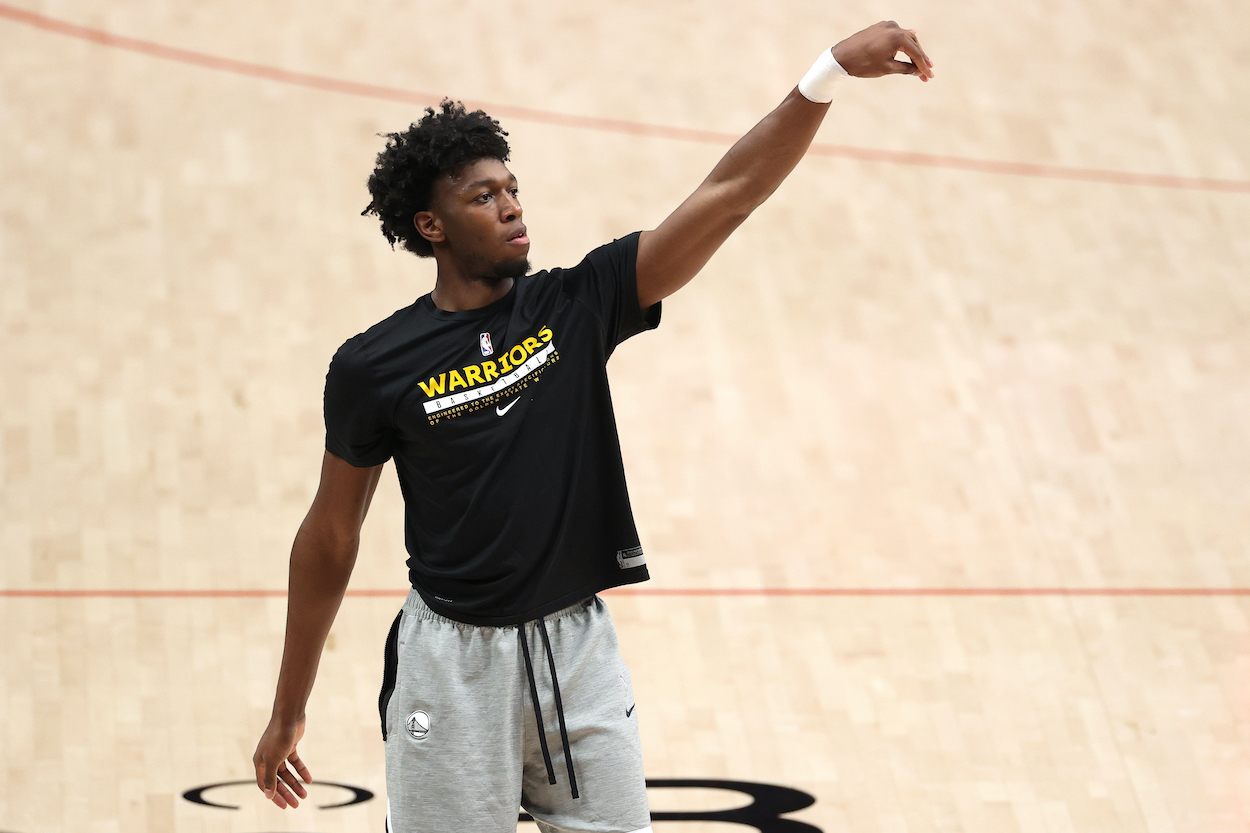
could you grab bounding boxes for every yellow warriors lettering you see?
[418,374,447,397]
[418,327,557,409]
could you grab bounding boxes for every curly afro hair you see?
[361,100,511,257]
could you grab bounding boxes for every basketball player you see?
[253,21,931,833]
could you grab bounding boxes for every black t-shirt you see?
[324,232,660,625]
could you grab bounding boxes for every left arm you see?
[636,21,933,308]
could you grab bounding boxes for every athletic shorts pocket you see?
[378,609,404,741]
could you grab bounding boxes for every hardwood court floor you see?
[2,0,1249,830]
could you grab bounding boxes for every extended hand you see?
[832,21,934,81]
[253,715,312,809]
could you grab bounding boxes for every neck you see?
[428,246,526,311]
[430,273,514,312]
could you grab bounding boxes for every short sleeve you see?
[558,231,661,355]
[324,338,395,467]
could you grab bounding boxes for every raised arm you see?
[252,450,384,809]
[636,21,932,308]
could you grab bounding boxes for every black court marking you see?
[183,776,818,828]
[519,778,822,832]
[182,780,373,809]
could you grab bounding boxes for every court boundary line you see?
[2,2,1248,194]
[3,588,1249,598]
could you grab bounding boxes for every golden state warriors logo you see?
[405,710,430,740]
[419,326,559,424]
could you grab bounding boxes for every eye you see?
[509,187,520,198]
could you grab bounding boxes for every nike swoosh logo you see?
[626,704,635,717]
[496,398,520,417]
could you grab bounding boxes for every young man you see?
[253,21,931,833]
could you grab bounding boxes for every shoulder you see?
[552,232,642,281]
[334,301,424,356]
[328,301,422,379]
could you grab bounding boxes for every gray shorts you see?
[380,590,652,833]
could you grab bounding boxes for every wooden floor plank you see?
[3,0,1249,830]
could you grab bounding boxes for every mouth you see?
[507,226,529,246]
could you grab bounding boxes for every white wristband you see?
[798,47,849,103]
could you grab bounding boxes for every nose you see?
[501,192,522,223]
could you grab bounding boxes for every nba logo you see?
[479,333,494,356]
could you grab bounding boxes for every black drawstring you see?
[517,623,557,786]
[518,616,579,799]
[538,618,579,799]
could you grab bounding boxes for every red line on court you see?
[607,587,1250,597]
[3,587,1249,599]
[0,588,291,598]
[3,2,1248,195]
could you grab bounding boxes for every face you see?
[416,157,530,280]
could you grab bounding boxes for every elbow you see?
[293,516,360,572]
[704,179,770,227]
[709,208,753,244]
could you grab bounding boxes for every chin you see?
[494,257,531,279]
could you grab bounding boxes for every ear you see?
[414,211,445,245]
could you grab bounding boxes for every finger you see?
[906,32,933,68]
[897,35,933,77]
[895,42,928,76]
[278,765,308,800]
[271,779,296,809]
[255,756,277,798]
[260,767,289,809]
[905,27,931,59]
[886,58,921,77]
[891,49,927,80]
[288,749,313,784]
